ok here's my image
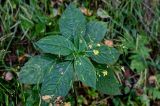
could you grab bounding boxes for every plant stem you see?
[73,83,78,106]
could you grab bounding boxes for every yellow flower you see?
[88,44,92,49]
[102,70,108,76]
[64,102,71,106]
[97,43,101,47]
[93,50,99,55]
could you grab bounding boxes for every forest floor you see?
[0,0,160,106]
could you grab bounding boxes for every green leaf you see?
[36,35,75,56]
[59,4,86,40]
[25,87,40,106]
[85,21,107,43]
[130,58,146,73]
[41,62,74,97]
[19,55,55,84]
[96,68,121,95]
[65,54,75,60]
[149,88,160,99]
[35,23,46,34]
[20,15,34,30]
[74,35,88,52]
[89,45,120,64]
[74,56,96,88]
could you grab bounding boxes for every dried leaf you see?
[148,75,156,85]
[97,8,110,19]
[104,40,113,47]
[18,54,27,63]
[42,95,52,103]
[80,7,92,16]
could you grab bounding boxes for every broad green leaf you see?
[130,58,146,73]
[74,56,96,88]
[74,35,88,52]
[85,21,107,43]
[36,35,75,56]
[149,88,160,100]
[25,87,40,106]
[41,62,74,97]
[59,4,86,40]
[19,55,55,84]
[65,54,75,60]
[89,45,120,64]
[96,68,121,95]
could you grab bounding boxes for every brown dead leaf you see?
[18,54,27,63]
[136,88,144,96]
[104,40,113,47]
[80,7,92,16]
[148,75,156,85]
[42,95,52,103]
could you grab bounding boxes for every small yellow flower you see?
[64,102,71,106]
[93,50,99,55]
[48,22,52,25]
[88,44,92,49]
[102,70,108,76]
[97,43,101,47]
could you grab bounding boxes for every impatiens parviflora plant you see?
[18,4,121,103]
